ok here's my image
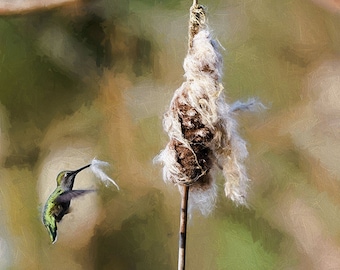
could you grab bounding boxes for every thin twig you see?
[178,185,189,270]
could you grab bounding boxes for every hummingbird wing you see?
[55,189,95,203]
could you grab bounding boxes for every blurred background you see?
[1,0,340,269]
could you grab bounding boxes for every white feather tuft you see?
[90,158,119,190]
[230,98,266,113]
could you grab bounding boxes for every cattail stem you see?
[178,185,190,270]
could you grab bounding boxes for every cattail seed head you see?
[155,2,256,214]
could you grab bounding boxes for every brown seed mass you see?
[169,94,214,185]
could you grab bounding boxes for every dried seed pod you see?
[155,2,256,214]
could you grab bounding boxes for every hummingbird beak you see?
[71,164,91,176]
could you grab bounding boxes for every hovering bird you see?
[42,164,94,243]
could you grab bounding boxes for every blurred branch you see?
[309,0,340,12]
[0,0,80,15]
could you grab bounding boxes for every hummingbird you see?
[42,164,94,244]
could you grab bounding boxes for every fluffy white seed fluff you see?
[155,3,257,214]
[90,158,119,189]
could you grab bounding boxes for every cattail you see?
[155,1,260,215]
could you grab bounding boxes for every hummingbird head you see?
[56,164,91,189]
